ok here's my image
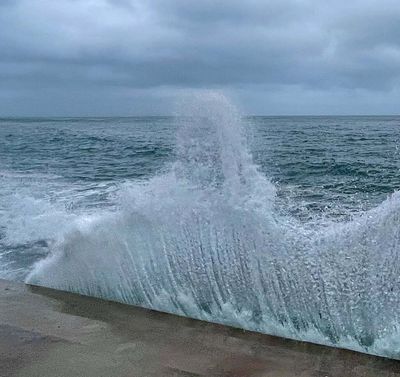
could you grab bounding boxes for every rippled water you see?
[2,116,399,216]
[1,95,400,358]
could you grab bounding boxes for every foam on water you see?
[25,92,400,359]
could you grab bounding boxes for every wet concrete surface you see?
[0,279,399,377]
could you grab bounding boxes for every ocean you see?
[1,94,400,358]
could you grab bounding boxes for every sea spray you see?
[27,92,400,359]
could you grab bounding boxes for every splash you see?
[27,92,400,359]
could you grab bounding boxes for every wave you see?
[26,92,400,359]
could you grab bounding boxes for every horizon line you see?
[1,114,400,119]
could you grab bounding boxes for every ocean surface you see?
[1,94,400,358]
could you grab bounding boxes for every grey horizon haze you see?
[1,0,400,116]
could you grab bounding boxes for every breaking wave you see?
[27,92,400,359]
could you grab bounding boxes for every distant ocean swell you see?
[25,93,400,359]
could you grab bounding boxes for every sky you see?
[1,0,400,116]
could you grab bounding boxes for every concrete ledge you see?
[0,279,399,377]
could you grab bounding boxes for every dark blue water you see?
[1,116,399,221]
[1,101,400,358]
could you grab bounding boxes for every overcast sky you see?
[1,0,400,115]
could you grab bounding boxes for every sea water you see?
[1,93,400,358]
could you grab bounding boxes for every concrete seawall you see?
[1,279,399,377]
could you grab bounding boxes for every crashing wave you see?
[27,92,400,359]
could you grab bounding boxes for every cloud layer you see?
[1,0,400,115]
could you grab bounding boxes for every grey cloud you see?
[0,0,400,115]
